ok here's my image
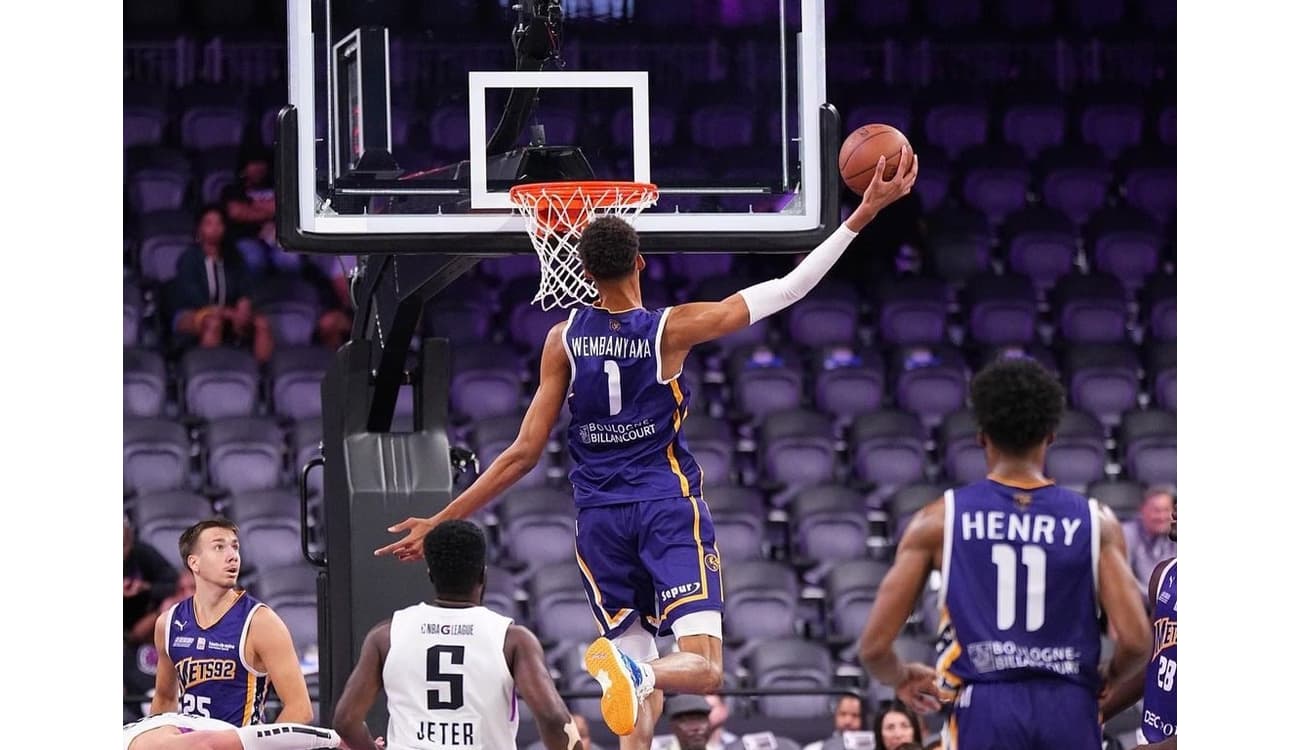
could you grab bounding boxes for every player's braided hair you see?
[577,216,639,280]
[423,520,487,598]
[970,358,1065,456]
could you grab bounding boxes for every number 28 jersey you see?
[384,603,519,750]
[937,479,1103,694]
[563,306,702,509]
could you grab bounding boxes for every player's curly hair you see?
[577,216,640,281]
[970,358,1066,456]
[423,519,487,598]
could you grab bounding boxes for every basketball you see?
[838,124,912,195]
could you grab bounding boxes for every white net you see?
[509,181,659,310]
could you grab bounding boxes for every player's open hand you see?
[374,516,437,562]
[894,662,943,715]
[851,145,918,228]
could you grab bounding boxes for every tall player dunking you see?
[151,519,314,727]
[858,359,1152,750]
[378,152,919,747]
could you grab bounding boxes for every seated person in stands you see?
[173,205,274,362]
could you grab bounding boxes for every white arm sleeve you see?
[737,224,859,323]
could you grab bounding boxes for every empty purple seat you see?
[239,515,304,572]
[531,561,599,644]
[140,236,192,285]
[125,418,190,496]
[1054,273,1129,344]
[785,280,860,348]
[133,491,211,554]
[959,146,1031,225]
[182,347,259,420]
[1081,102,1144,161]
[180,106,247,151]
[1122,164,1176,226]
[852,409,927,488]
[1046,410,1107,492]
[1145,273,1176,342]
[792,485,867,564]
[876,277,948,345]
[256,279,323,349]
[128,168,190,214]
[761,409,837,501]
[731,346,806,422]
[496,487,576,571]
[926,207,993,283]
[1064,343,1141,427]
[508,302,569,354]
[939,409,985,484]
[814,346,886,424]
[468,413,549,489]
[1146,340,1176,412]
[912,150,953,210]
[888,482,947,541]
[705,486,766,562]
[125,348,167,419]
[892,343,969,427]
[1003,207,1079,292]
[826,559,891,638]
[1040,146,1111,226]
[749,639,833,719]
[125,281,143,347]
[1087,479,1145,520]
[451,343,523,422]
[924,102,990,160]
[270,347,331,420]
[205,416,285,494]
[226,489,297,528]
[425,298,494,346]
[965,273,1037,346]
[1002,102,1067,160]
[1089,208,1164,293]
[1120,409,1176,485]
[724,561,799,641]
[976,342,1060,377]
[124,106,166,149]
[682,415,736,484]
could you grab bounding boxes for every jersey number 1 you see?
[992,543,1046,632]
[426,645,466,710]
[603,360,623,416]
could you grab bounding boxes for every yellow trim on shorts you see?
[241,671,255,725]
[575,548,633,631]
[661,495,710,619]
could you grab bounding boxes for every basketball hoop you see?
[508,181,659,310]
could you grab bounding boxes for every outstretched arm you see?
[376,321,570,561]
[1099,511,1163,721]
[506,625,582,750]
[859,497,945,715]
[333,621,390,750]
[660,149,918,359]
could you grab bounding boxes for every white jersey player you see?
[334,520,582,750]
[123,713,340,750]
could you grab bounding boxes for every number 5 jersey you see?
[383,603,519,750]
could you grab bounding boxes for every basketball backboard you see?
[278,0,838,253]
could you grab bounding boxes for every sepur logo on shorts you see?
[704,554,721,573]
[660,582,702,603]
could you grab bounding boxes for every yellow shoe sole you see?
[583,638,639,736]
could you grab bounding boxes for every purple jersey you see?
[164,591,269,725]
[938,479,1102,694]
[562,306,702,508]
[1141,559,1177,742]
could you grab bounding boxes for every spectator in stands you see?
[803,692,867,750]
[653,694,735,750]
[172,204,275,362]
[1122,484,1177,592]
[873,701,922,750]
[124,517,179,644]
[222,151,292,277]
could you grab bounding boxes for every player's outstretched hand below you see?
[845,145,919,232]
[374,516,439,562]
[893,662,943,715]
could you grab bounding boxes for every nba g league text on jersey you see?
[960,508,1088,677]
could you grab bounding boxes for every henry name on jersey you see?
[959,509,1085,546]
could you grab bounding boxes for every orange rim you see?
[509,181,658,234]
